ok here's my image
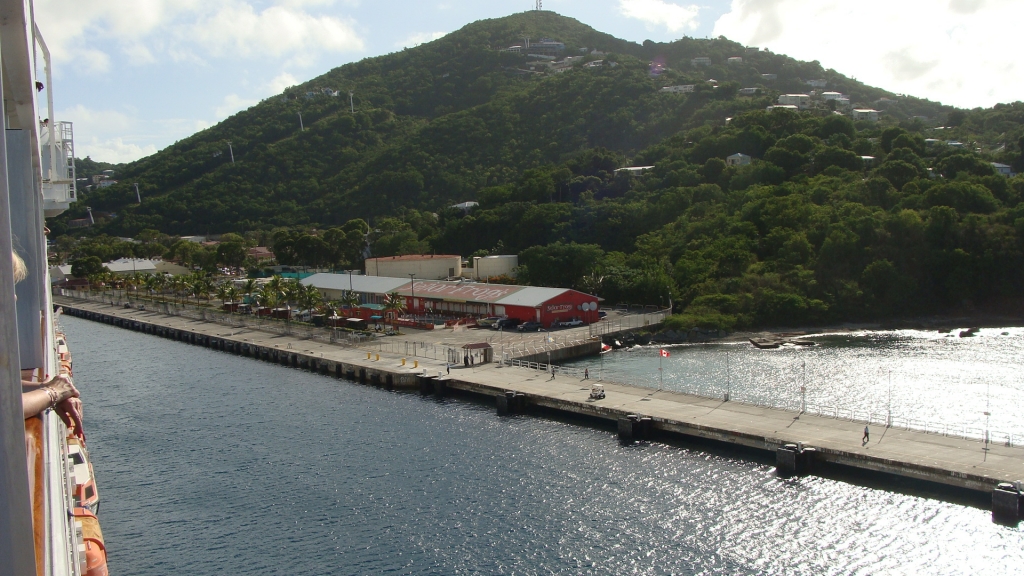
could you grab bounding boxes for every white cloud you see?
[267,72,300,95]
[77,137,159,164]
[58,105,134,136]
[215,94,259,120]
[33,0,364,71]
[186,3,364,61]
[618,0,701,33]
[713,0,1024,108]
[395,31,447,49]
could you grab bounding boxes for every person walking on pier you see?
[584,368,589,380]
[549,365,556,380]
[862,425,870,445]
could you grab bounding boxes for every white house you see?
[852,109,879,122]
[778,94,811,109]
[726,153,752,166]
[835,97,851,109]
[727,56,743,64]
[660,85,695,94]
[738,87,759,96]
[992,163,1016,177]
[767,105,799,112]
[821,92,843,100]
[761,73,777,81]
[614,166,655,175]
[691,56,711,66]
[806,79,827,88]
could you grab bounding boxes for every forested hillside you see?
[54,11,1024,328]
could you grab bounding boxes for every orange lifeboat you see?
[74,507,108,576]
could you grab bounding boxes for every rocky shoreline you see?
[601,313,1024,348]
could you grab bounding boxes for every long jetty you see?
[58,297,1024,520]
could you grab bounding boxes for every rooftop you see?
[366,254,461,262]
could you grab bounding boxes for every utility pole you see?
[408,273,416,318]
[800,360,806,413]
[725,349,730,401]
[298,112,304,131]
[227,141,235,163]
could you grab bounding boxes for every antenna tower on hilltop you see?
[536,1,542,11]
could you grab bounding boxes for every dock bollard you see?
[992,482,1022,521]
[414,360,418,368]
[402,358,406,366]
[418,374,436,396]
[367,352,371,360]
[776,443,816,476]
[375,354,380,362]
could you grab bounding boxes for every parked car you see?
[517,321,543,332]
[493,318,522,330]
[598,310,607,318]
[476,316,502,328]
[559,318,584,327]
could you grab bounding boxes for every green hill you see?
[54,11,1024,328]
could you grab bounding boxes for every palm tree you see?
[300,284,324,316]
[383,291,405,333]
[339,290,360,318]
[242,278,258,304]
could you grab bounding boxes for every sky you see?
[33,0,1023,164]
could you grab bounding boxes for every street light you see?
[408,273,416,319]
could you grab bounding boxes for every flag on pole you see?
[660,349,670,357]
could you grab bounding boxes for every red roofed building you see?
[302,273,601,328]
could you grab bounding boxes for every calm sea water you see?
[570,328,1024,440]
[63,316,1023,575]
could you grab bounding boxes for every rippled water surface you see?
[570,328,1024,440]
[63,317,1023,575]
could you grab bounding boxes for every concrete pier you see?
[58,298,1024,516]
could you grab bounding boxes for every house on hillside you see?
[745,47,760,54]
[451,201,479,212]
[727,56,743,64]
[778,94,811,109]
[661,85,695,94]
[767,105,799,112]
[691,56,711,66]
[614,166,655,175]
[726,153,752,166]
[761,73,777,81]
[248,247,274,263]
[852,109,879,122]
[738,87,759,96]
[992,163,1016,177]
[805,79,827,88]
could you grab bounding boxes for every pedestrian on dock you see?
[584,368,589,379]
[550,366,555,380]
[446,363,450,375]
[862,425,870,445]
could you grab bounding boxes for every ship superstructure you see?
[0,1,99,575]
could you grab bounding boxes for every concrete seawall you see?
[59,298,1024,520]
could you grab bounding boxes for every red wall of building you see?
[537,290,601,327]
[501,290,600,327]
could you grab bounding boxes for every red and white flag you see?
[659,349,670,357]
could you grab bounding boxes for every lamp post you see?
[408,273,416,320]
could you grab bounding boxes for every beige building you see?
[469,255,518,280]
[366,254,461,280]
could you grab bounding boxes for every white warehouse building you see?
[365,254,462,280]
[470,255,518,280]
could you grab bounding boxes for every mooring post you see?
[992,482,1022,521]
